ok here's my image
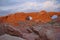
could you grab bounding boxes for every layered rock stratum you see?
[0,11,60,40]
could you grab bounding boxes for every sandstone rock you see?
[0,11,60,40]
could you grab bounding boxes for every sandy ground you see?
[0,34,25,40]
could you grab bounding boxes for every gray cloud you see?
[0,0,60,16]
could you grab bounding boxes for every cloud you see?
[41,1,60,9]
[0,0,60,12]
[0,2,39,11]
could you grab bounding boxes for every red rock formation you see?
[6,11,51,23]
[0,11,60,26]
[48,12,60,17]
[0,11,60,40]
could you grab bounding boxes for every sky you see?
[0,0,60,16]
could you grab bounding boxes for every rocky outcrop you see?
[0,11,60,24]
[0,19,60,40]
[48,12,60,17]
[0,11,60,40]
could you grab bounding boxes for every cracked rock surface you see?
[0,17,60,40]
